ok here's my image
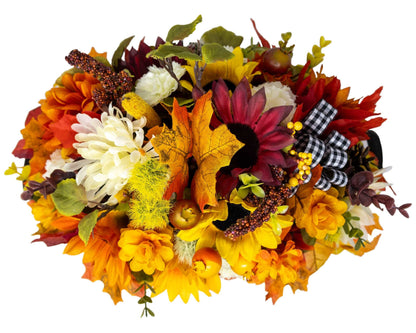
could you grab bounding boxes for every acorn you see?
[262,47,292,75]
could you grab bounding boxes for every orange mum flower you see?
[62,211,140,304]
[252,240,303,285]
[118,228,174,275]
[40,72,101,122]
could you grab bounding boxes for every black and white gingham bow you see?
[295,99,350,191]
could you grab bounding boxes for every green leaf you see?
[281,32,292,43]
[201,43,234,63]
[238,173,253,185]
[320,36,331,48]
[301,228,316,246]
[132,270,154,283]
[111,35,135,68]
[201,26,243,47]
[16,165,31,181]
[251,185,265,198]
[78,210,99,245]
[161,97,194,107]
[4,162,18,176]
[237,187,250,199]
[147,308,155,317]
[147,44,201,61]
[166,15,202,42]
[51,179,87,216]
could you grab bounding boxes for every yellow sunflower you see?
[183,47,259,89]
[177,193,293,269]
[151,256,221,303]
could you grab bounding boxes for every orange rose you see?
[296,188,347,240]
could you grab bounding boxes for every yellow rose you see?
[296,188,347,240]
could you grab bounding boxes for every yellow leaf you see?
[151,99,192,200]
[190,92,244,211]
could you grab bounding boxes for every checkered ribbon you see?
[295,100,350,191]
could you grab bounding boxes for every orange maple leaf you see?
[191,91,245,211]
[151,100,192,200]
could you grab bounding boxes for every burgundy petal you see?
[258,128,295,150]
[245,87,266,125]
[231,78,251,124]
[212,79,233,123]
[254,106,293,137]
[249,158,275,184]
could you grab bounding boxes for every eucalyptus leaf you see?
[201,26,243,47]
[78,210,99,245]
[112,35,135,68]
[166,15,202,42]
[51,179,87,216]
[147,44,201,61]
[201,43,234,63]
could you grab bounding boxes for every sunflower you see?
[151,255,221,303]
[184,46,259,89]
[177,194,293,269]
[211,78,295,195]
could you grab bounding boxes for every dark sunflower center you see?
[222,123,260,173]
[212,202,251,231]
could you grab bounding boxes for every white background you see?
[1,1,415,332]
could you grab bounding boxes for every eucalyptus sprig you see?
[132,271,156,318]
[342,211,369,251]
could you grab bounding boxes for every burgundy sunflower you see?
[211,78,296,195]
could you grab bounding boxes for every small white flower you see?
[64,105,157,207]
[134,62,186,106]
[252,81,297,125]
[43,149,74,178]
[339,202,378,247]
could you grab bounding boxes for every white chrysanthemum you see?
[252,81,297,125]
[43,149,74,178]
[134,62,186,106]
[64,106,158,207]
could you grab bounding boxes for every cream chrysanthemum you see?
[251,81,297,125]
[64,105,157,206]
[134,62,186,106]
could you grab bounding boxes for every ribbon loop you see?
[325,130,350,150]
[302,100,338,136]
[321,146,348,169]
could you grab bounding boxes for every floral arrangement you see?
[7,15,411,317]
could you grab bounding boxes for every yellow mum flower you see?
[118,228,174,275]
[29,195,61,233]
[296,188,348,240]
[151,256,221,303]
[183,47,259,89]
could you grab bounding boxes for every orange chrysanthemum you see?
[251,240,303,285]
[61,211,140,304]
[118,228,174,275]
[40,72,101,122]
[251,241,304,304]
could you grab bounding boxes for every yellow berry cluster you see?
[287,121,303,135]
[288,150,313,187]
